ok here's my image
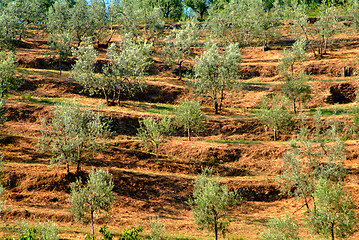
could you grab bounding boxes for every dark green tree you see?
[184,0,214,19]
[146,0,183,20]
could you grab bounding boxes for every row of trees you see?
[2,0,359,48]
[38,98,204,170]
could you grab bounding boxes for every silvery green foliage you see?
[39,102,109,174]
[188,168,237,240]
[149,216,165,240]
[70,168,114,235]
[48,0,107,46]
[109,0,164,41]
[279,39,311,114]
[192,43,241,114]
[279,117,347,212]
[175,99,205,141]
[143,7,165,42]
[257,94,292,141]
[70,39,98,96]
[109,0,144,36]
[103,38,152,104]
[0,50,20,97]
[49,32,73,75]
[306,178,357,240]
[0,1,22,40]
[71,38,152,105]
[285,3,341,58]
[36,221,59,240]
[260,215,300,240]
[208,0,280,46]
[47,0,72,35]
[137,116,172,162]
[164,22,199,80]
[89,0,109,44]
[69,0,93,45]
[0,0,48,41]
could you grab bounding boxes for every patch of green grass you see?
[137,103,176,115]
[202,139,264,144]
[20,94,64,105]
[309,106,352,116]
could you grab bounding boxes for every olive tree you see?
[184,0,214,19]
[175,99,205,141]
[0,0,50,41]
[192,43,241,114]
[209,0,281,46]
[260,215,300,240]
[0,50,20,98]
[279,39,311,114]
[70,168,114,236]
[71,38,152,106]
[49,32,73,75]
[102,39,152,105]
[188,168,237,240]
[0,1,22,41]
[164,22,199,80]
[306,178,357,240]
[38,102,109,175]
[279,121,347,212]
[47,0,72,37]
[257,95,292,141]
[137,116,172,162]
[285,2,341,59]
[147,0,183,20]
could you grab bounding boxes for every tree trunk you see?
[178,60,183,80]
[292,93,297,114]
[91,206,94,236]
[156,144,159,162]
[117,87,121,106]
[301,188,311,212]
[102,88,109,105]
[214,101,219,115]
[273,128,277,141]
[59,50,62,76]
[76,160,81,175]
[324,36,328,55]
[19,29,23,41]
[214,216,218,240]
[331,222,335,240]
[0,81,4,98]
[188,127,191,141]
[66,162,70,175]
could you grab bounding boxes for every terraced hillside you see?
[1,26,359,240]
